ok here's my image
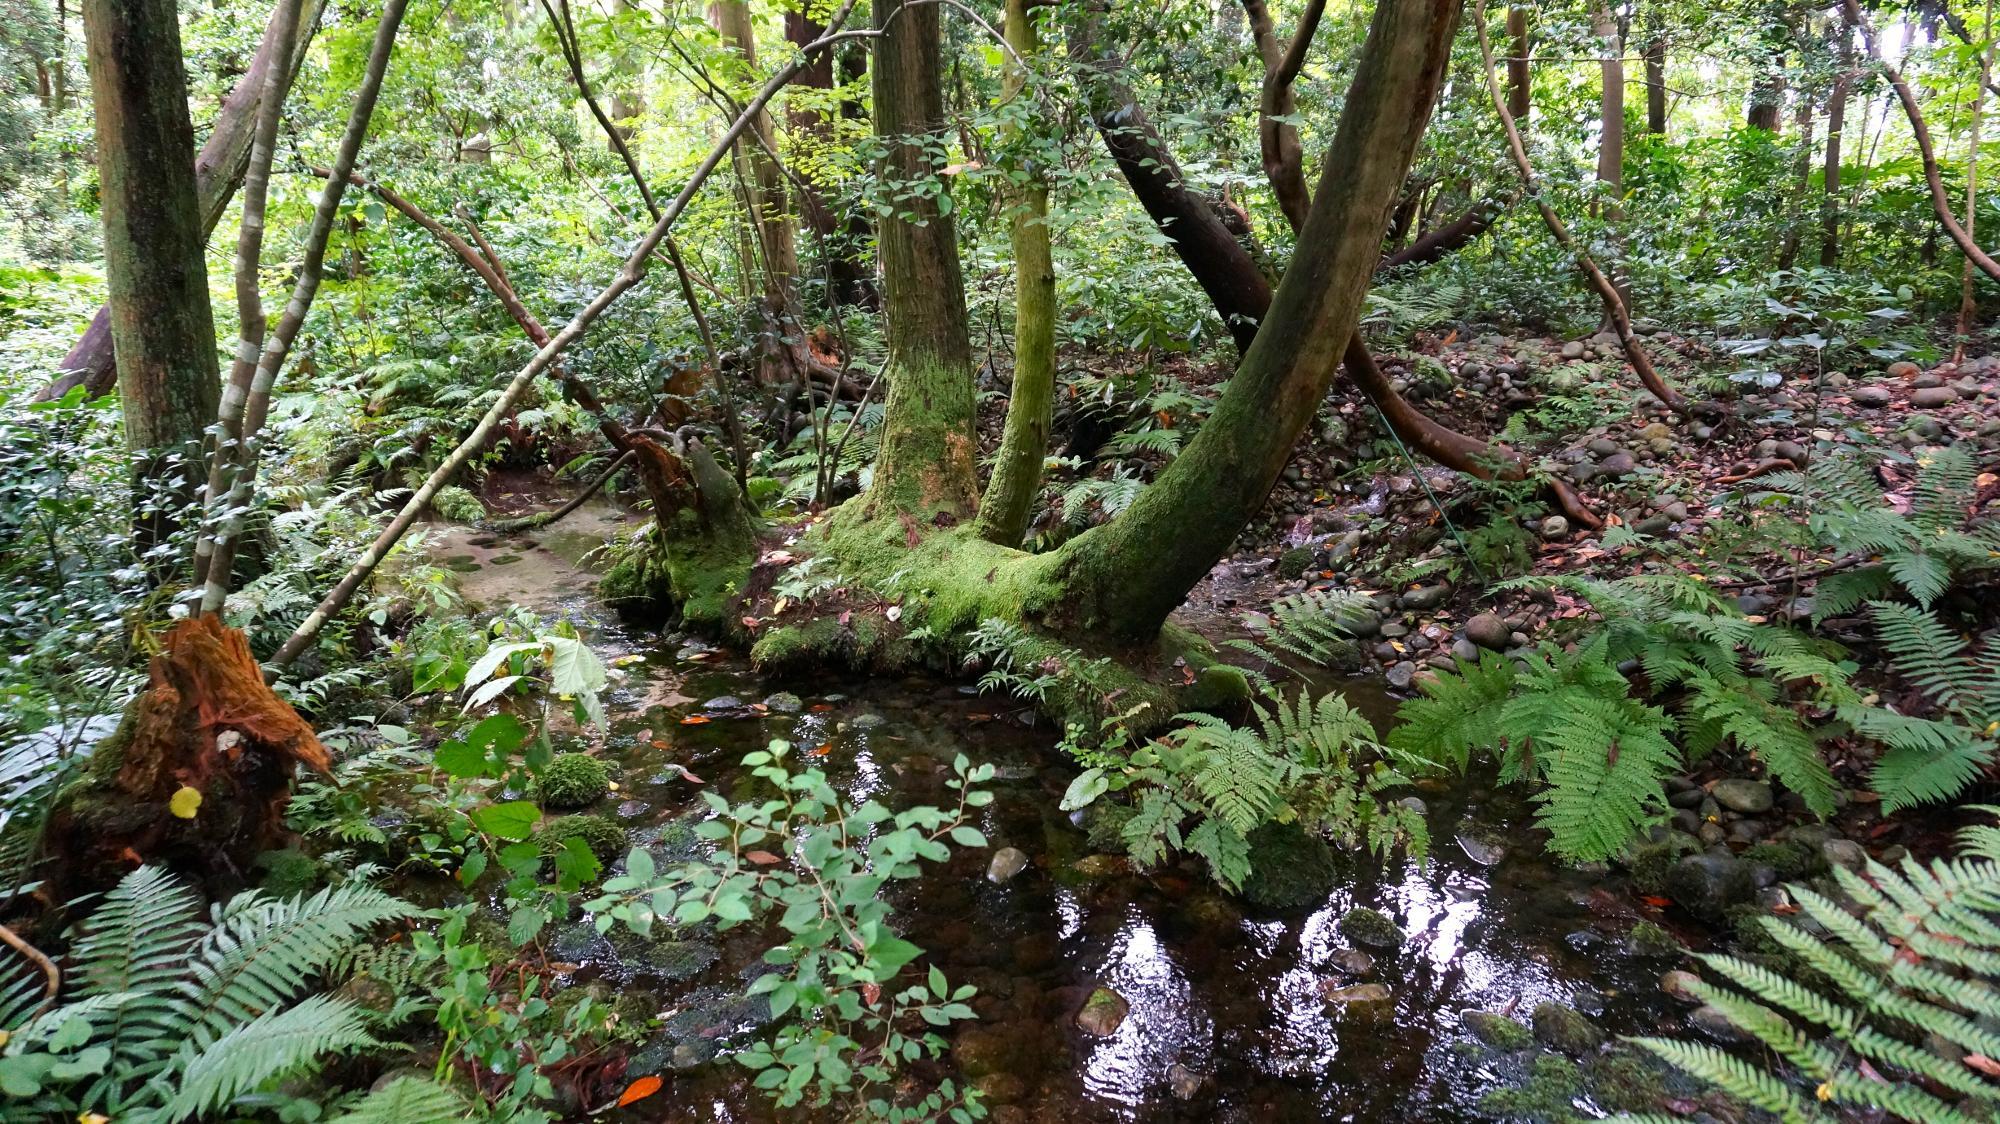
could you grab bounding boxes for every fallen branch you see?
[484,449,636,535]
[0,922,58,1020]
[1715,457,1796,485]
[271,0,867,669]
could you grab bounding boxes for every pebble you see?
[1853,385,1893,407]
[1689,1004,1747,1043]
[1167,1064,1204,1100]
[1076,987,1130,1036]
[987,847,1029,883]
[1323,982,1394,1005]
[1465,612,1511,650]
[1660,970,1703,1001]
[1331,948,1376,974]
[1710,779,1773,814]
[1912,386,1958,408]
[1539,515,1570,540]
[1386,662,1416,689]
[1822,839,1866,872]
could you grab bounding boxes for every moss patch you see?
[1239,823,1338,913]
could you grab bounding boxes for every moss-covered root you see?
[600,436,758,628]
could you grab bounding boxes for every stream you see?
[423,509,1695,1122]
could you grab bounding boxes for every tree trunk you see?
[712,0,804,385]
[1593,0,1624,212]
[857,0,980,524]
[83,0,222,559]
[974,0,1055,549]
[1507,3,1531,121]
[1643,24,1666,134]
[1747,53,1784,131]
[1821,17,1852,266]
[1046,0,1463,641]
[1958,0,1993,355]
[42,0,324,403]
[1777,92,1815,269]
[785,8,876,308]
[1069,8,1273,353]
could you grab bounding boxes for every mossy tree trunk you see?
[83,0,223,560]
[1040,0,1463,641]
[859,0,981,524]
[973,0,1055,549]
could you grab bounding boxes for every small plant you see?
[582,741,990,1117]
[1616,813,2000,1124]
[536,752,609,809]
[0,866,412,1120]
[1228,588,1379,678]
[1844,601,2000,812]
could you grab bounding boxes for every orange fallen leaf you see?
[809,742,832,757]
[1966,1055,2000,1077]
[681,715,710,725]
[617,1075,663,1106]
[810,703,834,712]
[651,739,671,749]
[1639,895,1672,908]
[745,850,783,865]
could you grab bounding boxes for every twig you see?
[0,922,59,1019]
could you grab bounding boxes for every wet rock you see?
[954,1024,1033,1077]
[1822,838,1866,872]
[1710,779,1772,814]
[1241,823,1337,912]
[1451,638,1479,662]
[1076,986,1130,1036]
[1665,851,1753,921]
[1531,1002,1605,1055]
[1339,906,1404,949]
[1561,340,1587,359]
[1456,825,1508,866]
[702,695,742,710]
[1331,948,1376,974]
[1539,515,1570,540]
[614,935,719,983]
[1624,921,1682,957]
[1911,386,1958,408]
[849,713,887,730]
[1167,1063,1205,1100]
[1386,662,1416,689]
[1397,796,1427,817]
[1322,982,1393,1005]
[1660,970,1703,1001]
[1462,1009,1533,1050]
[1466,612,1511,650]
[987,846,1029,883]
[1070,854,1125,881]
[1689,1004,1748,1043]
[761,692,803,713]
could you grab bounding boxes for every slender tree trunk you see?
[1777,92,1815,269]
[1592,0,1630,310]
[1506,3,1531,121]
[855,0,979,524]
[974,0,1055,548]
[1643,22,1666,134]
[1959,0,1994,355]
[712,0,804,383]
[785,8,875,308]
[1046,0,1463,641]
[1241,0,1325,232]
[1821,17,1852,266]
[42,0,324,403]
[83,0,221,560]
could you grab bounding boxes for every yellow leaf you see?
[169,785,202,819]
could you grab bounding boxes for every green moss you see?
[1586,1046,1670,1114]
[1239,823,1338,913]
[1625,920,1683,958]
[1277,546,1314,579]
[537,753,610,810]
[1742,840,1825,881]
[1338,906,1405,950]
[255,848,325,898]
[1462,1009,1533,1051]
[1478,1052,1586,1121]
[1530,1002,1604,1055]
[1083,801,1136,854]
[536,814,626,864]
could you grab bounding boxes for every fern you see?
[1227,588,1377,676]
[325,1075,471,1123]
[1616,821,2000,1124]
[0,867,413,1121]
[1851,601,2000,812]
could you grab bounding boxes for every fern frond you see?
[324,1076,471,1124]
[162,994,378,1122]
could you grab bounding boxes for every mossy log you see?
[42,616,331,898]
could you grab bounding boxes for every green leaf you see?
[470,800,541,841]
[1060,768,1108,811]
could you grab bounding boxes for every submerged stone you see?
[1339,906,1404,950]
[987,846,1029,883]
[1461,1009,1533,1050]
[1076,986,1130,1036]
[1530,1002,1604,1055]
[1322,982,1393,1005]
[1240,823,1338,913]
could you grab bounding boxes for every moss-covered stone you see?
[1586,1045,1671,1114]
[1742,839,1826,881]
[1277,546,1314,579]
[254,848,325,898]
[1625,920,1684,958]
[536,813,627,864]
[1339,906,1405,950]
[1239,823,1338,913]
[1461,1009,1533,1050]
[537,753,610,809]
[1083,801,1136,854]
[1530,1002,1604,1055]
[1478,1052,1586,1120]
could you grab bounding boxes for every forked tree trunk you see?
[83,0,222,559]
[857,0,981,523]
[974,0,1056,549]
[42,0,324,403]
[1043,0,1464,640]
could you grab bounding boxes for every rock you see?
[1531,1002,1605,1055]
[1241,823,1338,912]
[1539,515,1570,540]
[1774,440,1807,462]
[1912,386,1958,408]
[1167,1064,1204,1100]
[761,692,803,713]
[1710,779,1773,814]
[1076,986,1129,1036]
[1596,452,1638,478]
[1379,621,1410,638]
[1821,838,1866,872]
[1912,371,1944,388]
[1625,921,1682,957]
[849,713,887,730]
[1386,662,1416,689]
[1339,906,1404,949]
[1466,612,1512,650]
[1071,854,1125,880]
[987,846,1029,883]
[1462,1009,1533,1050]
[1853,385,1893,407]
[1451,638,1479,662]
[1587,437,1622,456]
[1660,970,1703,1001]
[1568,462,1597,485]
[1639,422,1672,440]
[1322,982,1393,1005]
[703,695,743,710]
[1456,826,1508,866]
[1399,583,1451,610]
[1561,340,1587,359]
[1689,1004,1747,1043]
[1331,948,1376,974]
[1887,360,1921,380]
[1665,851,1753,921]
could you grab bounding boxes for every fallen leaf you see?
[681,715,710,725]
[745,850,783,865]
[169,786,202,820]
[616,1075,663,1107]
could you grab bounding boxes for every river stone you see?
[987,846,1029,883]
[761,692,803,713]
[1561,340,1587,359]
[1711,779,1773,814]
[1331,948,1376,974]
[1587,437,1622,456]
[1399,583,1451,610]
[1456,826,1508,866]
[1596,452,1638,478]
[849,713,887,730]
[1386,662,1416,689]
[1339,906,1404,949]
[1539,515,1570,540]
[1912,386,1958,408]
[1462,1009,1533,1050]
[1451,638,1479,662]
[1853,385,1893,407]
[1660,970,1703,1001]
[1690,1004,1748,1042]
[1323,982,1393,1005]
[1531,1002,1605,1054]
[1822,838,1866,872]
[1466,612,1512,650]
[1665,851,1753,921]
[1076,986,1130,1036]
[1888,360,1922,379]
[703,695,742,710]
[1168,1064,1204,1100]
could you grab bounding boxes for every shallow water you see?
[428,510,1695,1122]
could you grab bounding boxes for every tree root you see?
[1716,457,1796,485]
